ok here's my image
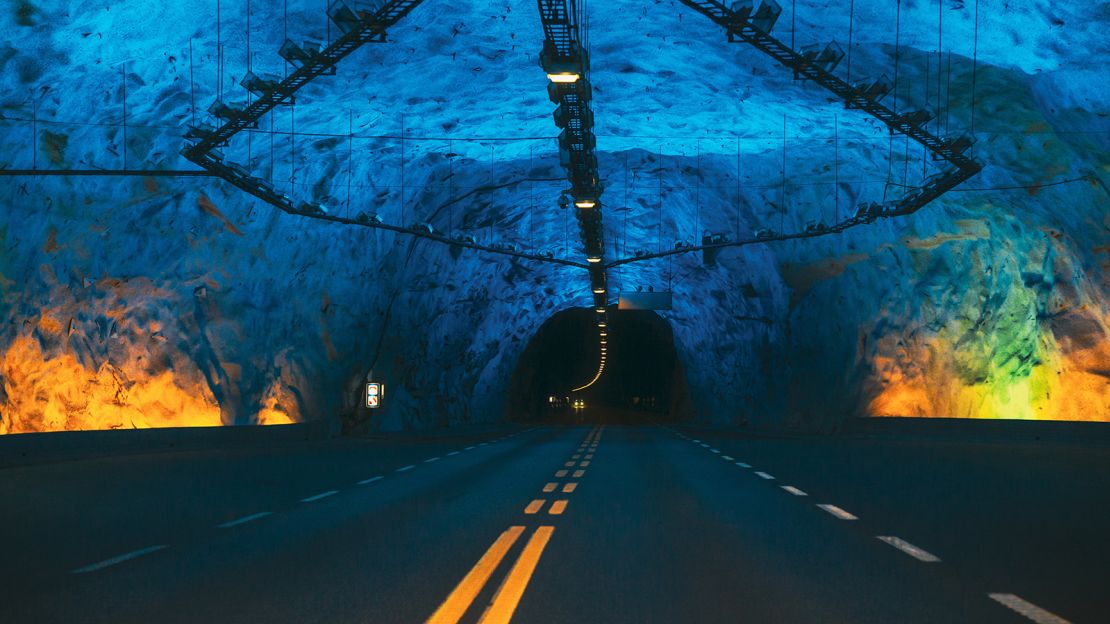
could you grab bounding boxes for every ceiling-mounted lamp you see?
[592,286,605,294]
[587,255,602,264]
[575,198,597,209]
[548,72,580,83]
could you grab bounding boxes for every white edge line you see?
[217,511,273,529]
[988,593,1073,624]
[301,490,339,503]
[876,536,941,563]
[71,545,167,574]
[358,476,384,485]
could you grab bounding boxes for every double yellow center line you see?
[426,525,554,624]
[426,426,604,623]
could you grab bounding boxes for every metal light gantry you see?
[617,0,983,267]
[538,0,609,391]
[182,0,586,269]
[177,0,989,379]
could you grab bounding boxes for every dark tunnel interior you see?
[509,308,687,422]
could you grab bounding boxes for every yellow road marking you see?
[573,469,585,478]
[524,499,545,515]
[478,527,555,624]
[562,483,577,493]
[542,483,557,493]
[426,526,524,624]
[555,470,568,478]
[548,500,568,515]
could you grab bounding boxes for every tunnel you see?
[1,0,1109,622]
[508,307,687,422]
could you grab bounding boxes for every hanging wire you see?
[945,50,953,136]
[695,139,701,243]
[30,89,37,170]
[290,104,296,194]
[347,109,353,218]
[846,0,855,85]
[834,113,840,222]
[892,0,901,115]
[936,0,943,136]
[735,136,741,240]
[780,115,787,233]
[188,39,196,127]
[120,63,128,170]
[657,145,663,253]
[216,0,221,101]
[970,0,980,154]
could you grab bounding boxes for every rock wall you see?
[1,0,1108,432]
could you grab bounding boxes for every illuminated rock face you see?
[1,1,1108,431]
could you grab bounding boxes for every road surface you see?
[2,417,1107,623]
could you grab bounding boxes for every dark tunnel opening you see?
[508,307,689,423]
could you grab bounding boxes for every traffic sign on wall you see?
[366,382,384,409]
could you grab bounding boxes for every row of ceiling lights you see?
[538,1,608,392]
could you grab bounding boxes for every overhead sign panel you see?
[618,291,672,310]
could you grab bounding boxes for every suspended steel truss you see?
[182,0,585,269]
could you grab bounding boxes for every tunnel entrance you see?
[508,307,687,423]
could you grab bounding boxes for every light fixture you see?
[548,72,580,83]
[595,307,605,313]
[599,332,607,336]
[598,322,607,327]
[574,199,597,209]
[592,287,605,294]
[587,255,602,263]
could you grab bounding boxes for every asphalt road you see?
[1,416,1106,623]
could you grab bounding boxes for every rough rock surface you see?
[1,0,1108,432]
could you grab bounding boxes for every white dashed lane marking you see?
[754,472,775,480]
[396,465,415,473]
[736,462,751,468]
[781,486,807,496]
[71,545,168,574]
[217,511,273,528]
[817,504,858,520]
[301,490,339,503]
[424,457,441,463]
[988,594,1073,624]
[877,536,941,562]
[358,476,384,485]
